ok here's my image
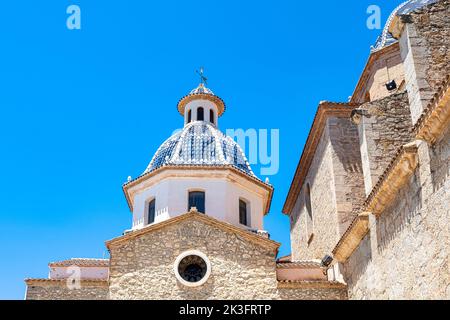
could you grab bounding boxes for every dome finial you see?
[196,67,208,86]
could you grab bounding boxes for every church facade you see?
[284,0,449,299]
[25,0,449,300]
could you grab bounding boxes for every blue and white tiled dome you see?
[144,121,256,178]
[372,0,438,52]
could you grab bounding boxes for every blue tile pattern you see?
[144,121,256,179]
[372,0,438,52]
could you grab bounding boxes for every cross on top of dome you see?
[177,69,226,117]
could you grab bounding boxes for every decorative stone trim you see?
[277,280,347,289]
[283,101,359,214]
[177,93,226,116]
[25,278,108,287]
[414,75,450,145]
[49,258,109,268]
[276,261,322,269]
[123,165,274,215]
[332,213,370,263]
[105,210,280,251]
[173,250,212,287]
[364,141,419,216]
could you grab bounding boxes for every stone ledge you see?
[415,75,450,144]
[276,261,322,269]
[332,213,370,263]
[25,278,108,287]
[49,258,109,268]
[277,280,347,289]
[364,141,419,216]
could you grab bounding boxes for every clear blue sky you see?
[0,0,401,299]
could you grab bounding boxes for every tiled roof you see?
[177,83,226,116]
[276,254,291,262]
[143,121,258,180]
[372,0,439,52]
[48,258,109,267]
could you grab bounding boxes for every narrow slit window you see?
[148,199,156,224]
[210,109,214,124]
[197,107,204,121]
[305,184,314,242]
[187,109,192,123]
[239,199,248,226]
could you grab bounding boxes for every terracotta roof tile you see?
[48,258,109,267]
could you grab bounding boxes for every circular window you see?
[174,250,211,287]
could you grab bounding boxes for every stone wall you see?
[400,0,450,124]
[342,129,450,299]
[278,286,348,300]
[290,117,364,261]
[367,46,405,103]
[328,117,365,234]
[354,92,414,196]
[290,125,339,261]
[26,281,108,300]
[108,215,346,300]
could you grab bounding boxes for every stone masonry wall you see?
[290,117,364,261]
[278,287,348,300]
[26,282,108,300]
[355,92,414,196]
[328,117,365,235]
[290,125,339,261]
[342,129,450,299]
[400,0,450,124]
[369,47,405,102]
[108,217,345,300]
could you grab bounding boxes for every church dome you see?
[144,121,256,178]
[371,0,438,52]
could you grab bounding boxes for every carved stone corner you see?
[365,142,419,216]
[332,212,370,263]
[415,78,450,145]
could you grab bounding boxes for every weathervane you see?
[196,67,208,86]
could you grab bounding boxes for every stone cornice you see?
[331,142,420,264]
[415,75,450,145]
[25,278,108,287]
[177,93,226,116]
[332,213,370,263]
[282,102,358,214]
[277,280,347,289]
[123,165,274,215]
[49,258,109,268]
[105,210,280,252]
[276,261,322,269]
[364,141,419,216]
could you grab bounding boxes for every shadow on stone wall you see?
[430,128,450,192]
[376,171,423,253]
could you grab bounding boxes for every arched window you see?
[197,107,204,121]
[188,191,205,214]
[305,183,314,242]
[148,198,156,224]
[209,109,215,124]
[239,199,249,226]
[187,109,192,123]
